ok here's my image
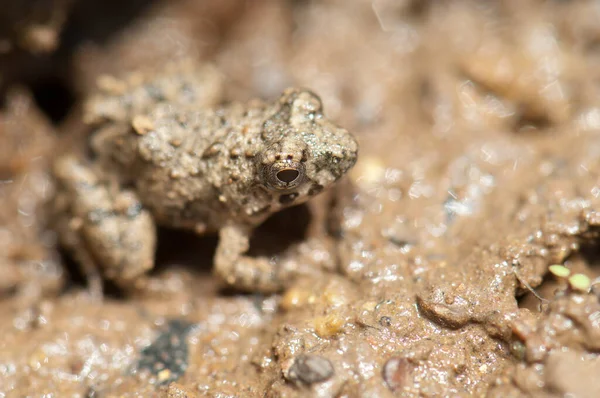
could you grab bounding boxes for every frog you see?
[51,64,358,297]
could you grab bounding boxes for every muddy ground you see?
[2,0,600,397]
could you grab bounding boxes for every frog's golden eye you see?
[261,160,305,190]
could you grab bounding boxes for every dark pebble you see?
[135,319,194,385]
[287,354,334,385]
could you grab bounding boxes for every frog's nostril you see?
[277,169,300,184]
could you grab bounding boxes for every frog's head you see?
[257,88,358,210]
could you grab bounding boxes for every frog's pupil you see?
[276,169,300,183]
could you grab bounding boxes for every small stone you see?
[170,139,182,147]
[132,115,155,135]
[286,354,334,385]
[382,357,412,392]
[314,314,344,337]
[510,341,526,360]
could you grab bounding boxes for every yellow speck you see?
[314,314,344,338]
[549,264,570,278]
[157,369,172,383]
[569,273,591,292]
[281,287,310,311]
[170,139,182,147]
[132,115,155,135]
[479,364,488,373]
[28,350,46,370]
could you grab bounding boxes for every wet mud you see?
[2,1,600,397]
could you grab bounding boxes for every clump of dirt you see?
[2,0,600,397]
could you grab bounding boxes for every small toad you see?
[51,65,358,296]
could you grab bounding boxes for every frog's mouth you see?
[270,177,325,210]
[277,192,300,206]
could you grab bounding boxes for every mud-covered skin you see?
[52,68,358,295]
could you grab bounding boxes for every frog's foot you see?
[214,224,293,293]
[53,156,157,297]
[69,239,105,301]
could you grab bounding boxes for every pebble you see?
[286,354,334,385]
[382,357,411,392]
[314,314,344,337]
[135,320,194,385]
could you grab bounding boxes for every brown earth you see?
[2,0,600,396]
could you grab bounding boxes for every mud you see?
[2,0,600,397]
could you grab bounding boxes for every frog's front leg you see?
[53,156,157,297]
[214,224,293,293]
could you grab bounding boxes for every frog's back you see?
[84,60,228,180]
[83,63,273,231]
[84,61,224,124]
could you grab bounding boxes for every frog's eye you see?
[261,160,305,190]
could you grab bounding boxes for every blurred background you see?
[3,0,600,396]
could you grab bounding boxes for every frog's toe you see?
[214,224,285,293]
[214,255,284,293]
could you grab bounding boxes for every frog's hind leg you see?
[52,156,157,297]
[214,224,291,293]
